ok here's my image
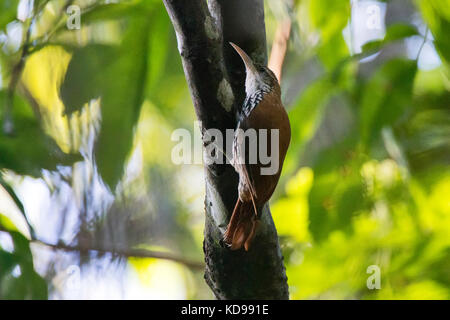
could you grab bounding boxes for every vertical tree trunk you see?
[163,0,289,299]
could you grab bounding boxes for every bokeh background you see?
[0,0,449,299]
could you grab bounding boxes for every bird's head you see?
[230,42,279,97]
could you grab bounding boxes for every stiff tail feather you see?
[223,200,258,251]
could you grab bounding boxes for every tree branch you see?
[214,0,268,106]
[268,20,292,83]
[163,0,235,133]
[31,239,205,270]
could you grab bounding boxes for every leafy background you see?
[0,0,449,299]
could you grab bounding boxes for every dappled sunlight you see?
[129,257,188,299]
[21,45,73,152]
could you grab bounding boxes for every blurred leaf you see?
[272,167,313,242]
[360,59,417,147]
[0,176,24,214]
[361,23,419,53]
[0,0,19,32]
[417,0,450,64]
[309,0,350,43]
[1,271,48,299]
[0,212,19,232]
[146,4,171,92]
[284,76,336,175]
[384,24,419,42]
[0,250,15,278]
[0,175,35,238]
[309,0,350,69]
[60,44,116,114]
[318,30,349,69]
[290,77,334,144]
[81,2,153,24]
[0,214,48,299]
[0,91,81,176]
[60,14,150,189]
[35,1,156,47]
[397,88,450,172]
[307,148,363,241]
[332,24,419,82]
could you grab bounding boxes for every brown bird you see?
[224,42,291,251]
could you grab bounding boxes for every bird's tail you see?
[223,200,258,251]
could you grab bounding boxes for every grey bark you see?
[163,0,289,299]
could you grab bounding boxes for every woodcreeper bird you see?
[224,42,291,251]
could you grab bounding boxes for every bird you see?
[223,42,291,251]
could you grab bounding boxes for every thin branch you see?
[31,239,205,270]
[3,17,33,135]
[0,176,36,240]
[416,27,429,61]
[268,19,292,83]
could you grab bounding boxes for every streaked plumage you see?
[224,43,291,251]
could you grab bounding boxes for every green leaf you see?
[0,214,48,299]
[0,0,19,32]
[146,5,171,92]
[0,175,35,238]
[359,59,417,147]
[81,1,155,25]
[289,77,335,147]
[36,1,156,46]
[284,76,336,175]
[361,23,419,53]
[1,272,48,299]
[0,91,82,176]
[309,0,351,69]
[0,250,16,278]
[60,15,151,190]
[418,0,450,64]
[0,213,19,232]
[60,44,116,114]
[309,0,350,43]
[384,24,419,42]
[306,137,361,241]
[318,31,350,69]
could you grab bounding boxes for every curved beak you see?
[229,42,257,75]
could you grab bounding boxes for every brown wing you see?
[239,90,291,205]
[233,122,257,200]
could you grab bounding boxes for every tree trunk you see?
[163,0,289,299]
